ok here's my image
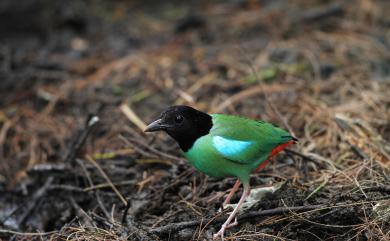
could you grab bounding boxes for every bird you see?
[145,105,297,240]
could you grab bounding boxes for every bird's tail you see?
[282,135,298,144]
[291,136,298,143]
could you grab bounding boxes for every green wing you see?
[210,114,293,165]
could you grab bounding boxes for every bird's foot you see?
[212,218,237,240]
[213,223,226,241]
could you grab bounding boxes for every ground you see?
[0,0,390,240]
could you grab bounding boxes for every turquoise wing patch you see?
[212,136,253,158]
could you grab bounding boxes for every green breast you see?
[183,135,253,183]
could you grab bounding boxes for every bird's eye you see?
[175,115,184,123]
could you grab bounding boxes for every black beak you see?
[144,119,165,132]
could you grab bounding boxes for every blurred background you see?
[1,0,390,240]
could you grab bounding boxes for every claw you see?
[213,184,250,241]
[212,218,238,240]
[213,224,226,241]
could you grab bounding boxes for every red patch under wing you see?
[254,140,296,173]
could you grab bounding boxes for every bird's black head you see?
[145,105,212,152]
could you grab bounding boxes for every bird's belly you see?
[183,139,253,179]
[184,150,228,178]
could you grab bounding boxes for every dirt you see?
[1,0,390,240]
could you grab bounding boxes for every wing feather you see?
[212,136,254,162]
[210,114,294,165]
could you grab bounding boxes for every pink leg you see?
[222,179,241,207]
[226,217,238,228]
[213,183,250,241]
